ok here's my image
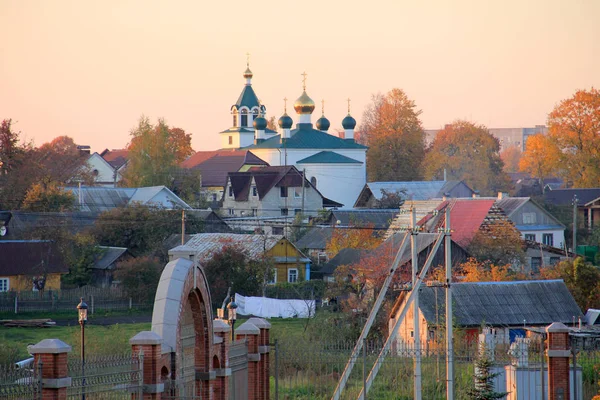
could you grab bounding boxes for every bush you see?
[265,280,327,300]
[115,256,162,303]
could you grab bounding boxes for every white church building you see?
[219,64,367,208]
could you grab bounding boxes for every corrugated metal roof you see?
[297,151,362,164]
[171,233,285,261]
[495,197,529,216]
[64,186,191,212]
[93,246,128,270]
[294,226,334,250]
[417,280,583,327]
[366,181,463,201]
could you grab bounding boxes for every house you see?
[322,209,399,232]
[389,280,583,347]
[385,200,445,240]
[65,185,192,212]
[169,233,311,284]
[545,188,600,231]
[507,172,563,197]
[0,211,99,239]
[82,149,128,187]
[0,240,69,291]
[294,226,335,264]
[354,180,474,208]
[222,165,339,219]
[91,246,131,288]
[181,150,269,205]
[495,194,566,249]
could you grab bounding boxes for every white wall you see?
[520,229,565,249]
[86,153,118,186]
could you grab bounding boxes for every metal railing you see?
[0,361,42,399]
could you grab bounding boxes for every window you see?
[410,331,414,338]
[524,234,536,241]
[252,186,258,197]
[288,268,298,283]
[293,187,302,198]
[310,177,317,188]
[251,208,257,217]
[228,208,235,216]
[522,212,536,224]
[232,113,238,127]
[280,186,288,198]
[211,193,217,202]
[241,110,248,127]
[281,208,289,216]
[272,226,284,235]
[228,136,233,145]
[228,186,233,197]
[543,233,554,247]
[531,257,542,272]
[318,252,328,264]
[550,257,561,265]
[294,209,302,215]
[0,278,8,292]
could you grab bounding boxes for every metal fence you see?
[0,286,152,314]
[0,361,41,399]
[271,337,600,400]
[67,353,143,399]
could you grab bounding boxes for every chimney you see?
[498,192,509,200]
[442,192,450,202]
[77,145,91,155]
[472,190,480,198]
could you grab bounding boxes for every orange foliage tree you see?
[459,258,528,282]
[519,133,561,186]
[500,145,522,173]
[325,223,381,258]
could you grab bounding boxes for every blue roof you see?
[233,85,260,110]
[245,123,367,150]
[297,151,362,164]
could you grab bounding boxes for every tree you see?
[35,135,93,184]
[326,223,381,258]
[62,234,103,288]
[499,145,521,174]
[360,89,426,181]
[423,121,510,196]
[115,256,163,303]
[539,257,600,310]
[460,258,528,282]
[467,342,508,400]
[545,88,600,187]
[0,119,24,175]
[21,179,76,212]
[374,189,405,209]
[121,117,194,188]
[467,220,526,268]
[519,133,561,186]
[266,116,278,131]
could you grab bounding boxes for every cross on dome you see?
[301,71,308,91]
[347,98,351,114]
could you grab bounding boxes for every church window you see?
[228,136,233,145]
[233,113,238,127]
[241,110,248,127]
[310,177,317,187]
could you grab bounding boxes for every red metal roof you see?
[446,199,496,248]
[100,149,129,169]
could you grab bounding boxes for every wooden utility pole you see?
[572,195,578,256]
[301,168,306,214]
[411,207,421,400]
[181,210,186,245]
[445,207,454,400]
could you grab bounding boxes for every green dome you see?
[278,113,293,129]
[253,115,267,130]
[342,114,356,130]
[316,116,330,131]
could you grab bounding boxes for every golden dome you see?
[293,91,316,114]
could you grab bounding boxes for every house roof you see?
[360,181,469,203]
[0,240,69,276]
[93,246,128,270]
[496,197,565,229]
[170,233,305,262]
[64,186,191,212]
[245,123,367,150]
[319,248,365,275]
[294,226,334,250]
[297,151,363,164]
[4,211,99,238]
[329,210,399,230]
[181,150,268,187]
[234,85,260,110]
[544,188,600,207]
[412,280,583,327]
[100,149,129,170]
[385,200,444,239]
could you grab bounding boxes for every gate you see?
[229,339,249,400]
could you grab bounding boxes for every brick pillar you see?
[213,319,231,400]
[130,331,164,400]
[29,339,72,400]
[236,321,260,400]
[546,322,571,400]
[247,318,271,400]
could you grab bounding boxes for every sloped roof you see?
[415,280,583,327]
[364,181,466,202]
[0,240,68,276]
[228,166,301,201]
[382,232,440,266]
[245,123,367,150]
[496,197,565,228]
[294,226,334,250]
[93,246,128,270]
[330,210,399,230]
[233,85,260,110]
[297,151,362,164]
[545,188,600,207]
[385,200,444,239]
[182,150,268,187]
[64,186,191,212]
[170,233,291,262]
[319,248,365,275]
[100,149,129,169]
[4,211,99,238]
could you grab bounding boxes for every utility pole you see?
[411,206,422,400]
[572,195,578,257]
[181,210,186,245]
[301,168,306,214]
[445,206,454,400]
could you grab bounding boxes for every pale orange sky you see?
[1,0,598,153]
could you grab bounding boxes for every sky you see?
[1,0,598,153]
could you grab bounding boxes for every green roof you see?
[233,85,260,110]
[245,123,368,150]
[297,151,362,164]
[220,127,277,134]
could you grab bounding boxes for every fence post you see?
[29,338,72,400]
[129,297,133,310]
[236,321,260,400]
[274,339,279,400]
[546,322,570,400]
[247,318,271,400]
[130,331,163,400]
[213,319,231,400]
[91,295,94,315]
[14,294,17,314]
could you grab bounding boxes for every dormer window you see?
[252,186,257,197]
[228,186,233,197]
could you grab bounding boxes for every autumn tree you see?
[499,145,521,173]
[467,220,526,268]
[539,257,600,310]
[21,179,76,212]
[460,258,528,282]
[326,223,381,258]
[519,133,561,186]
[121,117,194,188]
[34,135,93,184]
[116,257,163,303]
[544,88,600,187]
[0,119,24,175]
[360,89,426,181]
[423,120,510,196]
[374,189,405,209]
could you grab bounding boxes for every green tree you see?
[467,220,526,268]
[121,117,194,188]
[467,342,508,400]
[115,256,163,302]
[360,89,426,181]
[540,257,600,310]
[423,120,510,196]
[21,179,76,212]
[62,234,103,287]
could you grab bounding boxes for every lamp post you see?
[227,297,238,341]
[77,298,88,400]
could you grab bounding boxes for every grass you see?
[0,308,151,321]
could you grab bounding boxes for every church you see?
[218,62,367,208]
